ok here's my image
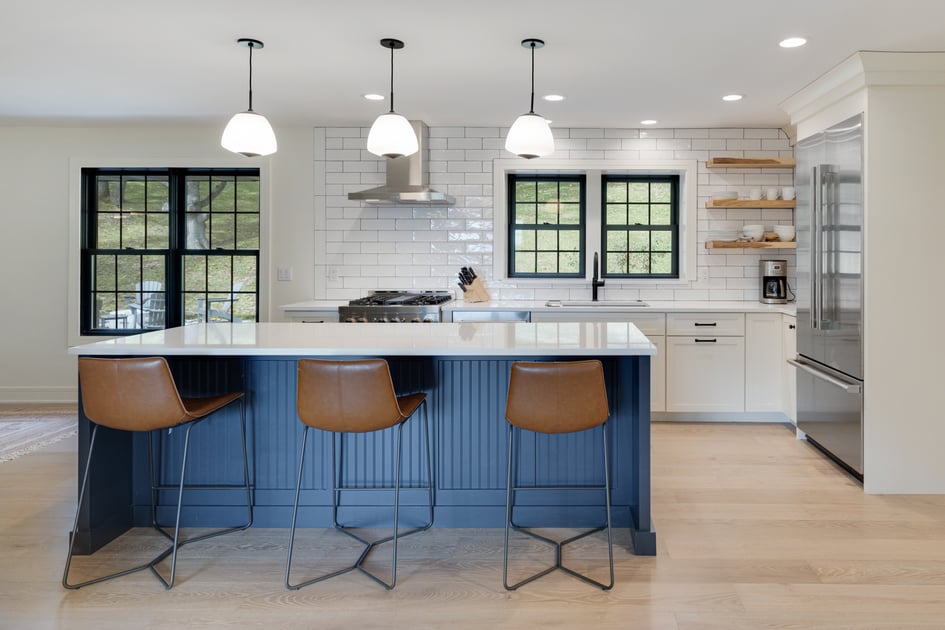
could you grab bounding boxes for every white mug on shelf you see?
[749,188,762,200]
[765,187,780,201]
[782,186,796,200]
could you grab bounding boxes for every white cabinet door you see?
[530,311,665,412]
[745,313,783,412]
[782,314,797,423]
[666,336,745,412]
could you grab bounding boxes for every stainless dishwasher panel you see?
[450,310,531,322]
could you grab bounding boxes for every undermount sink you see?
[545,300,650,308]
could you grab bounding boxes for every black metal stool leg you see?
[503,423,614,591]
[286,401,434,591]
[63,425,166,589]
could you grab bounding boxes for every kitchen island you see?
[69,321,656,555]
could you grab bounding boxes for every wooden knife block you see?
[463,278,491,303]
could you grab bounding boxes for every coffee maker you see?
[760,260,788,304]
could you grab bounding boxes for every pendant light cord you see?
[388,44,395,114]
[247,43,255,112]
[529,41,536,114]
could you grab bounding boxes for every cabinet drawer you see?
[666,312,744,336]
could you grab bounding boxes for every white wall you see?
[0,125,314,402]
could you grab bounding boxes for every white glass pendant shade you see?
[221,111,278,157]
[367,112,419,159]
[505,112,554,159]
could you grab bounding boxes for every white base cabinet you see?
[665,313,745,413]
[745,313,784,412]
[666,335,745,412]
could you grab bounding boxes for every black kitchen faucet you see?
[592,252,605,301]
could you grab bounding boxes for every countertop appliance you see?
[760,259,788,304]
[338,290,453,323]
[791,113,865,478]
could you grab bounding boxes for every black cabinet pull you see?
[789,324,796,330]
[694,338,717,343]
[694,322,717,327]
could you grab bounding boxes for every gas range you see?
[338,290,453,323]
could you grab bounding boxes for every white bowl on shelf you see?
[742,224,765,242]
[773,225,796,241]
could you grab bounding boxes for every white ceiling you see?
[6,0,945,130]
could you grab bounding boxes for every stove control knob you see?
[345,317,358,323]
[358,317,369,323]
[411,317,422,323]
[422,315,435,323]
[379,317,389,323]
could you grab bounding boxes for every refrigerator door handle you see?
[810,165,821,330]
[788,359,862,394]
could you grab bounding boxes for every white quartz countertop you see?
[69,322,656,357]
[445,300,796,315]
[281,299,796,316]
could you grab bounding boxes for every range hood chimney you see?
[348,120,455,206]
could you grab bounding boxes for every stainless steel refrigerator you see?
[791,113,865,477]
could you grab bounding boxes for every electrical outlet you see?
[276,266,293,281]
[697,267,709,281]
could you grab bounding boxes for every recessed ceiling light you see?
[543,94,565,102]
[722,94,743,102]
[779,37,807,48]
[640,119,658,125]
[363,93,385,101]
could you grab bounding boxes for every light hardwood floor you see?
[3,414,945,629]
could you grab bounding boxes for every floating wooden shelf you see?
[705,240,797,249]
[706,157,796,169]
[706,199,795,209]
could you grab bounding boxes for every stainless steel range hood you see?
[348,121,455,206]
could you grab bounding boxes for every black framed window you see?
[81,168,260,335]
[508,175,585,277]
[602,175,679,278]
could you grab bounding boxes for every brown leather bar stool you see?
[286,358,433,591]
[503,360,614,591]
[63,357,253,590]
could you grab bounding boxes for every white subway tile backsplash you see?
[657,138,692,151]
[570,128,605,138]
[674,129,710,139]
[744,129,783,139]
[709,129,745,139]
[448,137,483,150]
[429,127,466,137]
[312,123,794,304]
[725,139,762,151]
[465,127,501,138]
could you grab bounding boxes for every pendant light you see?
[367,38,419,159]
[505,38,554,159]
[221,38,278,157]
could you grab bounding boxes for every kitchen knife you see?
[457,282,467,293]
[458,272,468,286]
[460,268,473,284]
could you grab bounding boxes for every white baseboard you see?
[652,411,790,423]
[0,386,78,404]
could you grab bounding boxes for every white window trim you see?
[67,157,271,348]
[492,158,697,286]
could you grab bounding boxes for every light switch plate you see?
[276,266,293,281]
